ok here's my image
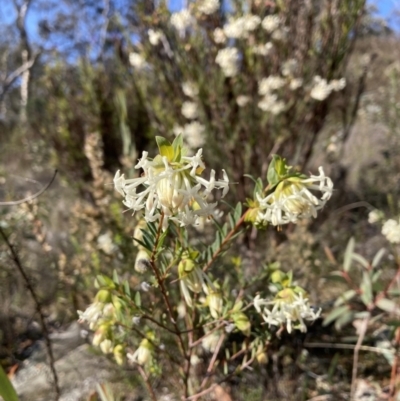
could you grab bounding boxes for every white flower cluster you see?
[261,15,280,32]
[368,209,383,224]
[223,14,261,39]
[257,76,286,114]
[258,76,286,95]
[182,81,199,98]
[97,232,117,255]
[216,47,240,77]
[129,52,146,70]
[174,122,206,149]
[184,122,206,148]
[171,9,193,35]
[254,293,321,333]
[257,93,285,115]
[310,76,346,101]
[253,42,273,56]
[78,301,108,330]
[181,101,199,119]
[257,167,333,226]
[148,29,165,46]
[236,95,251,107]
[213,27,226,44]
[198,0,219,15]
[281,59,297,77]
[114,148,229,227]
[382,218,400,244]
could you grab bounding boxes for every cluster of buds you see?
[114,135,229,228]
[77,289,126,364]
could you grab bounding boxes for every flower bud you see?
[100,339,113,354]
[113,344,125,365]
[95,290,111,303]
[135,249,151,273]
[233,312,251,336]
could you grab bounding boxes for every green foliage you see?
[0,365,19,401]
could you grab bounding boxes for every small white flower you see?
[258,93,285,115]
[77,302,104,329]
[224,323,235,333]
[173,124,184,137]
[271,27,288,41]
[262,15,280,32]
[182,81,199,97]
[382,219,400,243]
[242,14,261,31]
[253,42,273,56]
[223,15,260,39]
[132,315,141,325]
[216,47,240,77]
[190,354,201,366]
[198,0,219,15]
[223,17,246,39]
[236,95,251,107]
[148,29,165,46]
[171,10,193,34]
[181,101,199,119]
[97,232,117,255]
[330,78,346,91]
[289,78,303,90]
[281,59,297,77]
[310,76,332,101]
[141,282,152,292]
[368,209,383,224]
[202,330,222,352]
[127,339,153,366]
[213,27,226,44]
[129,52,146,70]
[100,339,113,354]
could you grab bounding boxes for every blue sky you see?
[0,0,398,46]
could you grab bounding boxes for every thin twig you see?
[138,365,157,401]
[303,342,395,356]
[0,228,61,400]
[202,211,248,273]
[0,170,58,206]
[350,315,370,399]
[389,327,400,401]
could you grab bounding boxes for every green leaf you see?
[155,136,174,161]
[172,134,183,162]
[267,155,281,186]
[372,248,386,268]
[343,237,355,272]
[360,271,373,306]
[323,305,350,326]
[334,289,357,307]
[0,365,19,401]
[376,298,400,315]
[123,280,131,297]
[352,253,369,269]
[334,310,354,330]
[112,270,120,285]
[135,292,141,308]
